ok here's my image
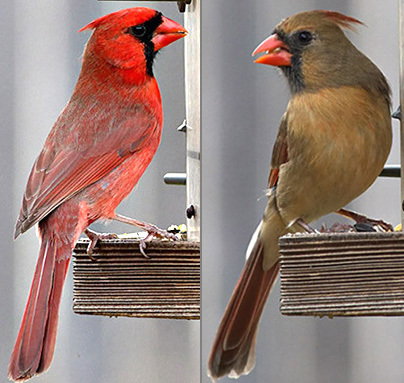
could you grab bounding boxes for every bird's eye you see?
[128,25,146,37]
[297,31,313,44]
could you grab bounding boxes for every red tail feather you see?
[8,236,70,382]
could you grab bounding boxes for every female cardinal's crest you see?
[319,10,364,30]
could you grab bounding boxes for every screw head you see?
[186,205,196,219]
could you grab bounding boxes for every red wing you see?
[15,105,158,237]
[268,115,289,189]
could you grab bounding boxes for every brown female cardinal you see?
[9,7,186,382]
[208,10,392,380]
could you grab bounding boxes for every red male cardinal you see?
[208,10,392,380]
[9,7,186,382]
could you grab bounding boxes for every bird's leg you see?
[112,213,177,257]
[295,218,316,233]
[84,228,118,260]
[287,217,316,233]
[336,208,393,232]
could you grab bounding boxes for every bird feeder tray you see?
[72,239,200,320]
[279,231,404,317]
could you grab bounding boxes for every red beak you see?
[252,34,292,66]
[153,16,187,51]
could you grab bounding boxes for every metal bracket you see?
[177,119,188,132]
[101,0,192,13]
[177,0,192,13]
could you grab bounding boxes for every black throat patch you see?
[128,12,163,77]
[275,29,305,93]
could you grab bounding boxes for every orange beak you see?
[153,16,187,51]
[252,34,292,66]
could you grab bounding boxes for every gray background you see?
[2,0,404,382]
[202,1,403,383]
[1,1,199,383]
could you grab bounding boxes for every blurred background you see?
[0,1,199,383]
[3,0,404,382]
[202,1,403,383]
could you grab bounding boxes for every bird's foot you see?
[337,208,393,232]
[112,213,177,258]
[138,224,178,258]
[320,223,355,233]
[84,228,118,260]
[320,221,379,233]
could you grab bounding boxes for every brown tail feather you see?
[8,235,70,382]
[208,239,280,380]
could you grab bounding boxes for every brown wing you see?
[268,114,289,189]
[15,103,158,238]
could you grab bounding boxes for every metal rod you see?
[400,0,404,226]
[164,173,186,185]
[184,0,200,241]
[163,167,400,185]
[379,165,401,177]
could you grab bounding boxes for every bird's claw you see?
[321,221,390,233]
[137,224,177,258]
[359,218,394,232]
[139,239,150,258]
[320,223,356,233]
[84,229,118,260]
[337,209,394,232]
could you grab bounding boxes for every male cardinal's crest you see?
[9,8,186,382]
